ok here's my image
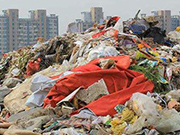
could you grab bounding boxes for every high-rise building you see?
[90,7,104,23]
[171,15,180,31]
[70,7,108,33]
[67,19,84,33]
[33,10,47,39]
[81,12,91,22]
[0,9,59,56]
[0,15,9,54]
[75,19,84,33]
[3,9,19,51]
[151,10,171,33]
[18,18,39,47]
[47,14,59,39]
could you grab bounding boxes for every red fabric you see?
[98,25,105,30]
[26,58,41,77]
[43,55,154,116]
[92,28,119,39]
[74,75,153,116]
[92,29,110,39]
[106,16,120,27]
[109,16,120,22]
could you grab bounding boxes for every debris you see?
[76,79,109,104]
[4,129,41,135]
[0,15,180,135]
[3,78,22,88]
[0,86,11,103]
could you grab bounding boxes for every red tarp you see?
[44,55,154,116]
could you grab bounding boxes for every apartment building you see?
[68,7,104,33]
[47,14,59,39]
[81,12,91,22]
[0,9,59,55]
[18,18,39,47]
[3,9,19,51]
[0,15,9,54]
[90,7,104,23]
[171,15,180,31]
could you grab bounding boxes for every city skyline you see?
[0,9,58,55]
[0,0,180,34]
[1,8,180,55]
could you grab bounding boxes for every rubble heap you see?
[0,15,180,135]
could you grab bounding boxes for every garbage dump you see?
[0,14,180,135]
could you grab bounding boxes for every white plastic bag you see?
[25,90,49,107]
[167,31,180,43]
[30,74,53,92]
[128,93,180,133]
[87,44,119,61]
[128,93,160,117]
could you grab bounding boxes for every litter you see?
[0,14,180,135]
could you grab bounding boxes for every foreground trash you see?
[0,15,180,135]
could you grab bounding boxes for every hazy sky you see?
[0,0,179,34]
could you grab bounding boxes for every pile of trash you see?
[0,14,180,135]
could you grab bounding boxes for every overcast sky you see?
[0,0,179,34]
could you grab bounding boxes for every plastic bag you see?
[87,44,119,61]
[26,71,75,107]
[30,74,53,92]
[154,109,180,133]
[167,31,180,43]
[124,115,147,134]
[128,93,160,117]
[128,93,180,133]
[25,90,49,107]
